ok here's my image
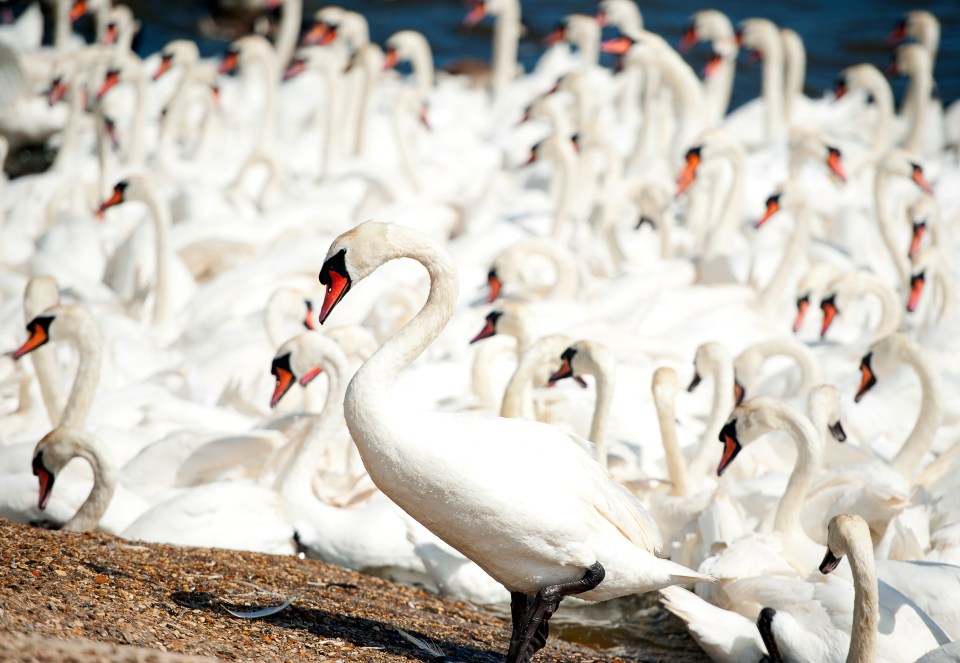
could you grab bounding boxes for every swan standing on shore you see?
[316,221,711,662]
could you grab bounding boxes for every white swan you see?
[679,10,737,126]
[853,333,942,479]
[686,341,735,481]
[733,338,823,406]
[486,235,579,302]
[547,339,614,470]
[23,275,65,426]
[316,221,710,660]
[463,0,521,103]
[756,514,947,663]
[733,18,787,146]
[818,270,902,342]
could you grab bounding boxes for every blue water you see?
[120,0,960,111]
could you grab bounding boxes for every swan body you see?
[317,221,710,606]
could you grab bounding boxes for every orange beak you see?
[270,366,295,408]
[47,78,68,106]
[383,48,399,70]
[96,70,120,100]
[820,297,838,338]
[463,2,486,26]
[717,421,741,476]
[912,165,934,194]
[102,22,118,45]
[827,148,846,183]
[854,355,876,403]
[303,300,316,330]
[32,454,54,509]
[544,27,566,46]
[318,251,351,324]
[219,51,240,75]
[703,52,723,79]
[676,150,701,194]
[153,55,173,81]
[834,81,847,100]
[793,296,809,333]
[678,26,698,53]
[601,36,634,55]
[97,187,125,216]
[302,22,328,46]
[548,352,576,384]
[299,366,323,387]
[595,11,607,26]
[755,196,781,228]
[486,271,502,303]
[283,58,307,81]
[470,316,498,344]
[69,0,87,21]
[888,20,907,44]
[907,272,925,313]
[13,321,51,360]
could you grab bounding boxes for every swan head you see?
[319,221,401,324]
[548,340,610,389]
[854,334,914,403]
[470,302,527,344]
[689,342,730,392]
[818,293,838,339]
[266,287,316,338]
[270,333,345,408]
[890,43,931,80]
[69,0,89,22]
[470,310,503,344]
[12,305,96,361]
[718,397,803,475]
[820,514,870,573]
[32,427,90,510]
[596,0,643,32]
[96,178,137,216]
[154,40,199,80]
[384,30,428,69]
[676,146,702,194]
[807,384,845,443]
[737,18,779,53]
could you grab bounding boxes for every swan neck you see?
[873,171,911,283]
[892,347,943,477]
[589,370,614,469]
[60,321,102,429]
[760,38,786,142]
[903,60,931,154]
[550,145,577,242]
[65,437,116,531]
[412,46,434,98]
[126,72,147,165]
[347,235,458,408]
[491,2,520,100]
[845,535,879,663]
[274,0,302,74]
[656,388,690,496]
[863,277,902,338]
[772,408,822,537]
[760,204,809,309]
[688,354,734,477]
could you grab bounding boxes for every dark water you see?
[117,0,960,111]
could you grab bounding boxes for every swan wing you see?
[660,585,766,663]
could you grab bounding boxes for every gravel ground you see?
[0,519,708,662]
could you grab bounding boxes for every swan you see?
[873,150,934,286]
[97,178,179,329]
[835,64,896,164]
[543,14,600,69]
[264,286,315,348]
[818,270,902,342]
[266,0,301,76]
[29,426,146,533]
[500,333,583,422]
[219,35,278,156]
[463,0,521,103]
[733,18,787,146]
[780,28,805,126]
[853,333,942,479]
[679,10,737,126]
[733,338,823,406]
[890,11,940,66]
[757,514,947,663]
[94,51,148,167]
[486,235,579,303]
[316,221,711,661]
[13,304,101,430]
[384,30,433,99]
[269,331,428,576]
[890,44,939,157]
[686,341,735,481]
[907,248,956,329]
[547,339,614,470]
[100,5,138,52]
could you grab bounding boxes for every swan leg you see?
[508,562,605,663]
[507,591,535,660]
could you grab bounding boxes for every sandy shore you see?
[0,519,707,662]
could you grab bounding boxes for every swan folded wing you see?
[876,561,960,640]
[659,586,767,661]
[698,535,797,581]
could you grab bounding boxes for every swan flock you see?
[1,1,959,661]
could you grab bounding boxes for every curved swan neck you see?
[64,432,116,531]
[500,335,569,419]
[60,316,102,430]
[858,275,902,338]
[873,170,911,284]
[771,405,821,537]
[688,350,735,478]
[759,35,786,143]
[902,52,932,155]
[760,202,810,311]
[892,345,942,477]
[845,533,879,663]
[348,233,458,397]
